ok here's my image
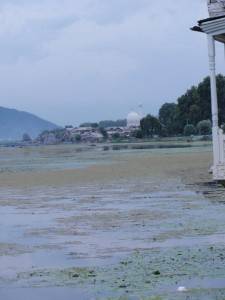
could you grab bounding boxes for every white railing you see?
[218,128,225,163]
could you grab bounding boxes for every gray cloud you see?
[0,2,78,63]
[0,0,217,126]
[87,0,150,25]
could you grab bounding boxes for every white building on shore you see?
[126,104,143,128]
[192,0,225,185]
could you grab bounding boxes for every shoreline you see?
[0,142,213,189]
[2,143,225,299]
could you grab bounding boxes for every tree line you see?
[140,74,225,137]
[33,74,225,143]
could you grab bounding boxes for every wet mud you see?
[1,143,225,299]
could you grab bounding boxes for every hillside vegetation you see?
[0,107,60,140]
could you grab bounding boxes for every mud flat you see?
[1,142,225,299]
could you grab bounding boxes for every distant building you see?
[126,111,140,127]
[126,103,143,128]
[39,132,57,144]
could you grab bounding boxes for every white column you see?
[207,34,220,166]
[224,43,225,61]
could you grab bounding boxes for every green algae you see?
[8,244,225,298]
[1,144,225,299]
[0,242,31,256]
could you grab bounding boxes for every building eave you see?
[192,15,225,44]
[199,15,225,34]
[198,15,225,25]
[190,26,203,33]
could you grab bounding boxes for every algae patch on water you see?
[0,242,31,256]
[9,244,225,298]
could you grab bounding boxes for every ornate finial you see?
[139,103,143,119]
[208,0,225,17]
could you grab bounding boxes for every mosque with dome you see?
[126,103,143,128]
[60,104,144,143]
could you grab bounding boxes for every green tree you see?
[183,124,197,136]
[164,76,225,134]
[140,114,160,138]
[159,102,177,136]
[75,134,81,142]
[99,119,126,127]
[99,126,108,139]
[195,74,225,125]
[79,122,92,127]
[22,133,31,141]
[112,132,121,140]
[175,86,200,133]
[196,120,212,135]
[52,128,67,142]
[216,74,225,125]
[196,76,211,122]
[91,123,99,128]
[132,129,144,139]
[189,104,200,125]
[222,123,225,133]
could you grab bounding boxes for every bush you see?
[183,124,197,136]
[75,134,81,142]
[132,129,144,139]
[22,133,31,141]
[196,120,212,135]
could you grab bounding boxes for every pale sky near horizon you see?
[0,0,224,127]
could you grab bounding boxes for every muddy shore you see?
[0,142,213,188]
[1,143,225,299]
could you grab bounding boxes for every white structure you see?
[192,0,225,184]
[126,111,141,128]
[139,103,143,120]
[208,0,225,17]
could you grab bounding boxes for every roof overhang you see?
[191,15,225,44]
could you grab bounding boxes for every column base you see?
[213,163,225,181]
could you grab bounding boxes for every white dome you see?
[127,111,140,127]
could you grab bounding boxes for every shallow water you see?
[0,142,211,174]
[1,143,225,299]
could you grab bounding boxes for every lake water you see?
[1,143,225,299]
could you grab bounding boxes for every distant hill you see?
[0,107,60,140]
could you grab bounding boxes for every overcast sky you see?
[0,0,224,127]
